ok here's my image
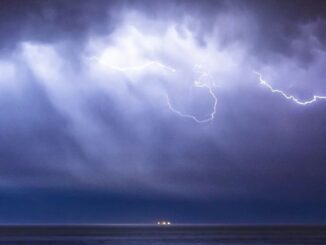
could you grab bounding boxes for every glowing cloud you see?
[90,55,218,123]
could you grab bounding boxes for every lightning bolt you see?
[166,71,217,123]
[89,56,176,73]
[254,71,326,105]
[90,56,218,123]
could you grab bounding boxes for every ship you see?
[157,221,171,225]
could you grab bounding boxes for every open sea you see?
[0,225,325,244]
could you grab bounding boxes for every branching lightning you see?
[90,56,218,123]
[255,71,326,105]
[166,71,217,123]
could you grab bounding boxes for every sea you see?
[0,225,325,244]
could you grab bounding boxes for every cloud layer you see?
[0,0,326,204]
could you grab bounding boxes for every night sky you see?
[1,0,326,224]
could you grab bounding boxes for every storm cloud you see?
[0,0,326,223]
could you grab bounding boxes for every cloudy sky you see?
[1,0,326,224]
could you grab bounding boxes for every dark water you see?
[0,225,326,244]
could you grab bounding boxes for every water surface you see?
[0,225,325,244]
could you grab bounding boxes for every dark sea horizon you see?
[0,224,325,244]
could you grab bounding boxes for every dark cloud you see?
[0,0,120,54]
